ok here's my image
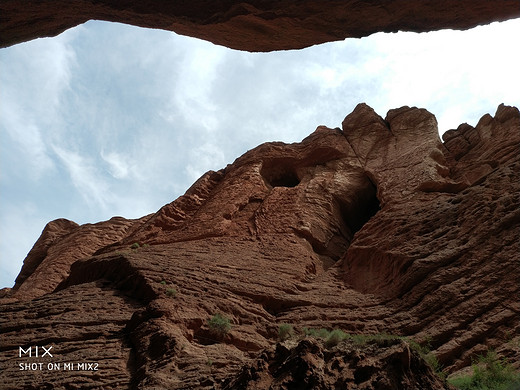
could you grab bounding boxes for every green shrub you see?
[425,353,444,378]
[166,288,176,297]
[449,375,475,389]
[278,324,294,341]
[353,333,401,346]
[303,328,331,339]
[408,338,432,356]
[160,280,166,285]
[406,338,444,378]
[208,313,231,337]
[130,242,140,249]
[325,329,349,347]
[449,351,520,390]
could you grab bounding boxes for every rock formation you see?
[224,337,450,389]
[1,104,518,389]
[1,0,520,50]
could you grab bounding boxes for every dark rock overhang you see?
[1,0,520,50]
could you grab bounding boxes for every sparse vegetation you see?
[425,353,444,377]
[278,324,294,341]
[131,242,140,249]
[407,338,444,378]
[290,326,519,387]
[448,351,520,390]
[302,328,401,348]
[208,313,231,337]
[301,328,445,376]
[350,333,401,346]
[325,329,349,347]
[303,327,331,339]
[160,280,166,285]
[166,288,176,297]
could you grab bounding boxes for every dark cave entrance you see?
[259,158,381,263]
[260,160,301,188]
[294,172,381,263]
[340,186,381,236]
[324,179,381,262]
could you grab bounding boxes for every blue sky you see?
[1,19,519,288]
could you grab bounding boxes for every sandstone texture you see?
[4,216,149,302]
[1,0,520,50]
[1,104,518,389]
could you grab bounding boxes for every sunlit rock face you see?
[1,0,520,49]
[1,104,518,389]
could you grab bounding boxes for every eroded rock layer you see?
[1,104,519,389]
[1,0,520,50]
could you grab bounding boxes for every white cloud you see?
[1,18,519,288]
[52,145,113,210]
[101,150,130,179]
[363,21,520,131]
[0,108,55,180]
[165,40,225,133]
[185,142,227,182]
[0,27,78,122]
[0,26,81,183]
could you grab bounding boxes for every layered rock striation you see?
[1,0,520,50]
[1,104,519,389]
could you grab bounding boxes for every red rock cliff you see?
[1,0,520,50]
[1,104,518,389]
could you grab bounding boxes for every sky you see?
[1,18,519,288]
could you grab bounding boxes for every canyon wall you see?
[1,104,518,389]
[2,2,519,388]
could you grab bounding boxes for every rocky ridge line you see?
[0,104,518,389]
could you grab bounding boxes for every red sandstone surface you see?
[1,0,520,50]
[1,104,518,389]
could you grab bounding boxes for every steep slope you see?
[1,0,520,50]
[0,104,518,389]
[3,216,150,302]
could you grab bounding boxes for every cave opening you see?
[329,178,381,261]
[296,175,381,263]
[340,189,381,236]
[260,161,300,188]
